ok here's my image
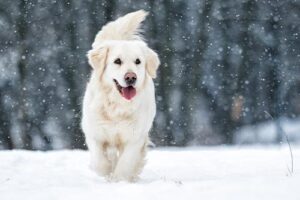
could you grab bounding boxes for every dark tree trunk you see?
[16,0,33,149]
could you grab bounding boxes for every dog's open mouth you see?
[113,79,136,100]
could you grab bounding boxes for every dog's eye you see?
[135,58,141,65]
[114,58,122,65]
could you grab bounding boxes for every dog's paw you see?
[89,162,111,177]
[109,173,138,182]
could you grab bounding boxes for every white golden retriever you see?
[81,10,160,182]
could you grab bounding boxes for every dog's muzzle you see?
[113,78,137,101]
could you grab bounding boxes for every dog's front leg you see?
[87,139,112,177]
[111,140,146,182]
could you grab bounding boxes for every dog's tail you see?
[92,10,148,48]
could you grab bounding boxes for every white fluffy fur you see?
[81,10,160,182]
[93,10,148,46]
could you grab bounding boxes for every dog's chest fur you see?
[90,88,144,144]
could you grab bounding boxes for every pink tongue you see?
[121,86,136,100]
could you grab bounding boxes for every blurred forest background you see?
[0,0,299,150]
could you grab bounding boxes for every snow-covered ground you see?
[1,146,300,200]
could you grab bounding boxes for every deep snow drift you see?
[0,146,299,200]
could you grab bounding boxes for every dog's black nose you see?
[124,72,137,85]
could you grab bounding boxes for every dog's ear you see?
[87,45,109,76]
[145,47,160,79]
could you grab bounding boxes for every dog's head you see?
[87,40,160,101]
